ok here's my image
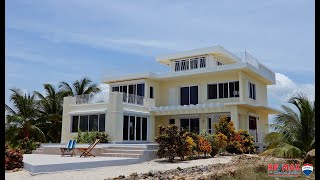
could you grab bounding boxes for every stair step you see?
[32,150,44,154]
[105,146,147,150]
[103,149,145,154]
[100,153,142,158]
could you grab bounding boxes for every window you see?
[112,86,119,92]
[89,115,98,131]
[174,56,205,71]
[175,61,180,71]
[208,84,218,99]
[249,116,257,129]
[180,118,199,133]
[180,86,198,105]
[79,115,88,132]
[200,57,206,68]
[71,114,106,132]
[190,58,198,69]
[150,86,154,99]
[208,81,240,99]
[169,119,175,125]
[229,81,240,98]
[207,117,212,134]
[218,83,229,98]
[248,82,256,100]
[217,61,224,66]
[180,60,189,71]
[99,114,105,132]
[71,116,79,133]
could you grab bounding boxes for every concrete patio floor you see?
[23,154,140,175]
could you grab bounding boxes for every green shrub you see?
[176,130,195,160]
[198,136,212,157]
[214,116,235,141]
[8,137,40,154]
[188,132,201,156]
[75,130,109,143]
[5,144,23,170]
[155,125,179,162]
[226,130,255,154]
[211,132,228,157]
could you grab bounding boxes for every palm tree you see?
[34,84,69,143]
[59,77,100,96]
[5,88,46,146]
[262,93,315,158]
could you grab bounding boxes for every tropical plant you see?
[261,93,315,158]
[5,89,46,146]
[211,132,228,157]
[226,130,255,154]
[75,130,109,143]
[5,143,23,170]
[176,129,195,160]
[155,125,180,162]
[198,136,212,157]
[59,77,101,96]
[214,116,235,141]
[33,84,69,143]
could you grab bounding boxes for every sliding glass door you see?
[123,115,147,141]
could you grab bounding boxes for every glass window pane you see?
[129,116,135,140]
[137,83,145,97]
[99,114,105,132]
[175,61,180,71]
[219,83,224,98]
[208,117,212,134]
[180,119,189,131]
[150,86,154,99]
[136,117,141,140]
[235,81,239,97]
[169,119,175,125]
[123,115,129,140]
[190,86,198,105]
[142,117,147,140]
[253,84,256,99]
[112,86,119,92]
[89,115,98,131]
[229,82,235,98]
[71,116,79,132]
[223,83,228,98]
[180,87,190,105]
[190,118,199,134]
[79,115,88,132]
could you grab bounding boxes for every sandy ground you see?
[5,156,232,180]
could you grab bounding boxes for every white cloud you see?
[268,73,315,105]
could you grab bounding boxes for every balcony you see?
[72,92,154,107]
[122,93,144,105]
[75,92,109,104]
[234,51,275,83]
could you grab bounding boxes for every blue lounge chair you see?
[60,140,76,156]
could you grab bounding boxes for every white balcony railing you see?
[234,51,275,82]
[249,129,266,143]
[122,93,144,105]
[75,92,109,104]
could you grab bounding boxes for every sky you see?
[5,0,315,125]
